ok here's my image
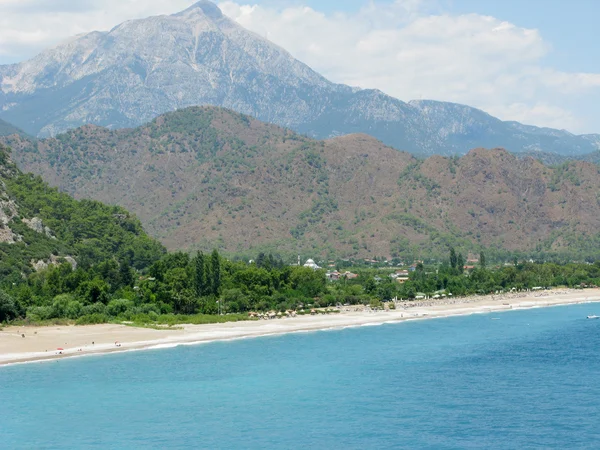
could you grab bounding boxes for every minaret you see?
[297,255,300,266]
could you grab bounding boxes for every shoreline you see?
[2,288,600,367]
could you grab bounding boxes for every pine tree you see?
[480,251,486,269]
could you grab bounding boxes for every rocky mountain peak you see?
[177,1,224,20]
[0,3,598,157]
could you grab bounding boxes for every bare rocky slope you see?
[4,106,600,260]
[0,1,598,157]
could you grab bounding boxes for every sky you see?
[0,0,598,134]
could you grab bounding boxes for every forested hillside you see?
[4,107,600,262]
[0,143,165,283]
[2,141,600,325]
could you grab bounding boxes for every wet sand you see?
[1,288,599,367]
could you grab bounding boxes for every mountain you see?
[0,1,598,157]
[0,118,26,137]
[4,107,600,260]
[518,149,600,167]
[0,143,164,282]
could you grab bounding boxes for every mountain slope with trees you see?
[0,143,165,283]
[4,107,600,262]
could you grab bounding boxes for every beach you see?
[2,288,599,366]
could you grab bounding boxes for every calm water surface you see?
[1,304,600,449]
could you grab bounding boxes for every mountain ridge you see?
[4,106,600,261]
[0,118,27,138]
[0,2,598,157]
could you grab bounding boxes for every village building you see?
[325,270,358,280]
[390,269,410,283]
[326,271,341,281]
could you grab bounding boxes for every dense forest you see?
[1,143,600,326]
[2,245,600,326]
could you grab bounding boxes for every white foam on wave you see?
[145,343,181,350]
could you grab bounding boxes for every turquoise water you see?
[2,304,600,449]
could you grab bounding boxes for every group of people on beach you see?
[52,340,124,356]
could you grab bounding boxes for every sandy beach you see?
[2,288,599,367]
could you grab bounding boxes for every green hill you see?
[0,143,165,284]
[4,107,600,262]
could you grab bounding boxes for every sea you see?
[1,303,600,449]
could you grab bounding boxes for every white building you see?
[303,259,321,270]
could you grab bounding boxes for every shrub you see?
[51,294,75,318]
[26,306,53,321]
[80,302,106,316]
[106,299,134,317]
[65,300,83,319]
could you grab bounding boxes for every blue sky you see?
[0,0,598,133]
[268,0,599,73]
[444,0,599,73]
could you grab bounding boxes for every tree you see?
[165,267,190,298]
[290,267,326,298]
[480,251,486,269]
[119,261,135,288]
[449,247,458,271]
[193,252,208,297]
[255,252,266,269]
[364,278,377,294]
[77,278,111,305]
[211,249,221,297]
[377,282,396,301]
[0,290,18,322]
[457,253,465,275]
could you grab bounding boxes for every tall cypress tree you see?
[449,247,458,272]
[211,249,221,297]
[457,253,465,274]
[194,252,207,297]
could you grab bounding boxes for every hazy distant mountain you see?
[0,118,26,137]
[0,1,598,157]
[4,106,600,260]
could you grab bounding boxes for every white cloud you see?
[486,103,580,132]
[0,0,598,133]
[0,0,193,60]
[219,1,600,134]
